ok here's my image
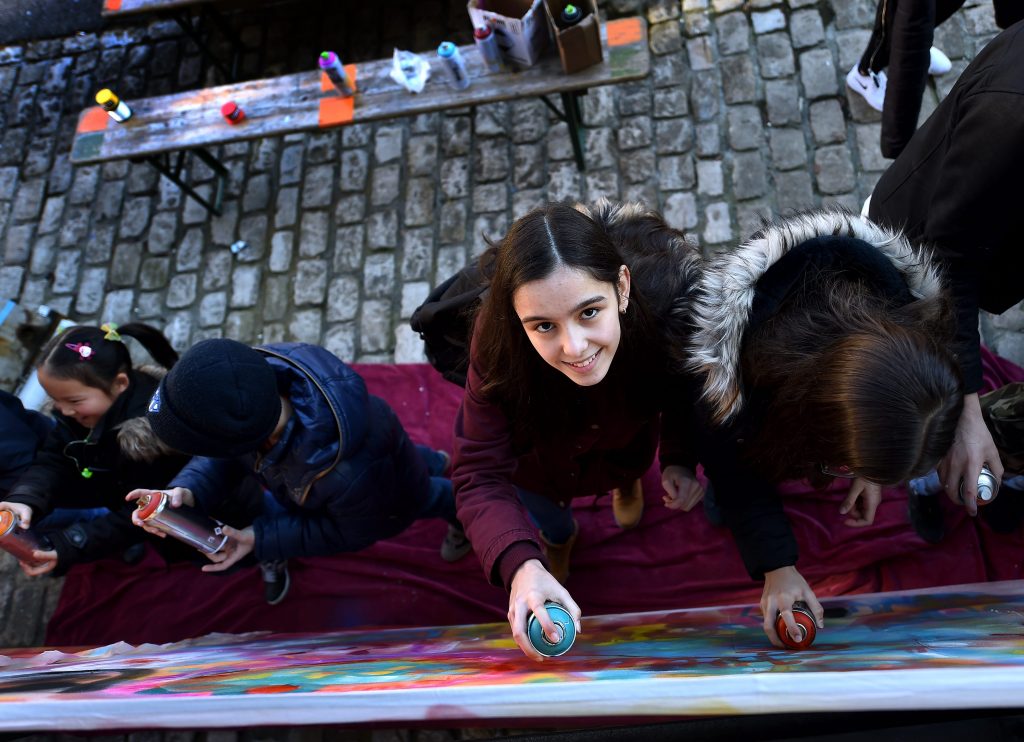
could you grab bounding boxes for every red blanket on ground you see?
[46,350,1024,646]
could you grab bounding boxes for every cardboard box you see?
[543,0,603,74]
[467,0,551,69]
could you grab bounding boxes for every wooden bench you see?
[70,17,649,215]
[101,0,243,82]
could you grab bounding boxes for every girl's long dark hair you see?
[473,201,698,437]
[39,323,178,392]
[741,280,963,486]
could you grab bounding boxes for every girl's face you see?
[513,264,630,387]
[37,367,129,429]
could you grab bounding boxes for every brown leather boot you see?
[611,478,645,529]
[539,519,579,585]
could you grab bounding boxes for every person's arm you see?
[46,509,142,573]
[921,92,1024,509]
[659,376,705,512]
[168,456,249,515]
[4,423,80,523]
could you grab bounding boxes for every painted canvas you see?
[2,580,1023,732]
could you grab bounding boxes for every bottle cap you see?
[0,510,16,536]
[136,491,165,521]
[562,4,581,21]
[318,51,335,68]
[438,41,455,58]
[95,88,118,109]
[474,26,492,39]
[221,101,239,117]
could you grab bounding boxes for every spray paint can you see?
[527,602,576,657]
[95,88,132,123]
[221,101,245,125]
[775,600,817,650]
[473,26,504,73]
[560,3,584,28]
[319,51,356,96]
[135,491,228,555]
[960,466,997,506]
[437,41,470,90]
[0,510,47,564]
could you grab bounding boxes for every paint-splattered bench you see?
[68,16,649,215]
[101,0,243,82]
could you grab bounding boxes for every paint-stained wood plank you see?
[101,0,218,17]
[70,18,649,165]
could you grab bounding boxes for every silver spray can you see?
[135,491,229,554]
[0,510,47,564]
[437,41,470,89]
[960,466,997,506]
[473,26,504,73]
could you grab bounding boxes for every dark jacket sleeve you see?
[171,456,250,514]
[46,509,142,571]
[658,374,702,472]
[452,357,549,590]
[697,422,799,580]
[5,423,79,519]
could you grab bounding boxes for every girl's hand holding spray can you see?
[126,487,256,572]
[0,505,58,577]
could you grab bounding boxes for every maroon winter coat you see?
[453,346,698,590]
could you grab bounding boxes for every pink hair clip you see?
[65,342,94,360]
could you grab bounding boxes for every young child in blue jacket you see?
[130,338,468,605]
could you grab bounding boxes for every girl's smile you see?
[513,264,630,387]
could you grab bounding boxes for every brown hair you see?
[473,201,698,436]
[740,280,963,486]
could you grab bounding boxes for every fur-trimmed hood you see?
[687,210,945,423]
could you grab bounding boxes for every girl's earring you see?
[620,297,629,314]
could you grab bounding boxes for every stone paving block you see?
[773,168,816,210]
[28,233,56,275]
[476,138,511,182]
[374,126,405,164]
[167,272,197,308]
[735,198,773,239]
[400,281,430,319]
[830,0,875,30]
[697,159,725,196]
[407,135,439,177]
[367,210,398,250]
[650,20,684,55]
[230,264,262,308]
[732,151,768,200]
[653,86,689,118]
[176,227,203,272]
[439,200,467,244]
[299,211,329,257]
[440,116,472,156]
[279,144,304,186]
[294,259,329,305]
[303,163,338,209]
[618,82,653,117]
[472,213,508,257]
[695,121,721,156]
[686,36,716,71]
[790,9,826,48]
[404,177,435,226]
[474,103,509,137]
[210,201,239,247]
[52,249,80,294]
[4,223,33,264]
[38,194,65,234]
[690,69,721,122]
[853,123,890,172]
[585,169,621,201]
[757,32,796,78]
[110,242,142,286]
[813,144,856,194]
[752,9,786,34]
[764,78,801,125]
[202,251,232,290]
[717,12,750,55]
[372,164,401,206]
[513,143,546,189]
[472,183,507,214]
[809,99,847,144]
[510,100,548,143]
[658,153,696,191]
[721,55,758,103]
[663,191,698,230]
[512,188,547,219]
[703,201,734,245]
[655,118,694,155]
[327,276,360,323]
[0,266,25,302]
[800,47,839,100]
[727,105,764,150]
[323,323,357,362]
[769,126,809,170]
[75,266,107,314]
[684,9,713,36]
[360,299,392,354]
[306,131,340,164]
[548,161,583,203]
[238,213,268,260]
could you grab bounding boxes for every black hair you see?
[39,323,178,392]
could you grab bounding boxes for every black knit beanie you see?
[147,338,282,458]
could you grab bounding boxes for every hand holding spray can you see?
[960,465,997,506]
[0,510,48,565]
[775,600,817,650]
[473,26,504,73]
[527,602,576,656]
[135,491,228,554]
[319,51,357,96]
[437,41,470,89]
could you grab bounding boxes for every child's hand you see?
[0,501,34,528]
[508,559,582,662]
[19,549,58,577]
[839,478,881,527]
[661,466,705,512]
[125,487,195,534]
[201,525,255,572]
[762,565,824,648]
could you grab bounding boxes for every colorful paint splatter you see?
[1,581,1023,731]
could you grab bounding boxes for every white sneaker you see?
[846,64,887,112]
[928,46,952,75]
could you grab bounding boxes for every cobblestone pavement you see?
[0,0,1021,736]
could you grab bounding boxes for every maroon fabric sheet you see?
[46,352,1024,647]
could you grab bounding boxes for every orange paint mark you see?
[319,64,358,93]
[318,96,355,127]
[104,0,123,11]
[244,684,300,694]
[77,106,110,134]
[607,17,643,47]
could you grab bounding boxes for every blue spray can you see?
[473,26,504,73]
[437,41,470,89]
[319,51,356,96]
[527,602,576,657]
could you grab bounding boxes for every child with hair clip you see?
[0,322,193,576]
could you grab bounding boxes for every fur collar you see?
[687,210,945,422]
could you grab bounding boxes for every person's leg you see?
[880,0,937,157]
[907,469,945,543]
[860,0,895,73]
[516,487,575,544]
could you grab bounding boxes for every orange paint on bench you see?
[77,106,110,134]
[317,65,358,127]
[104,0,123,11]
[607,17,642,47]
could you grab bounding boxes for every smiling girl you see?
[452,201,704,660]
[0,322,190,576]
